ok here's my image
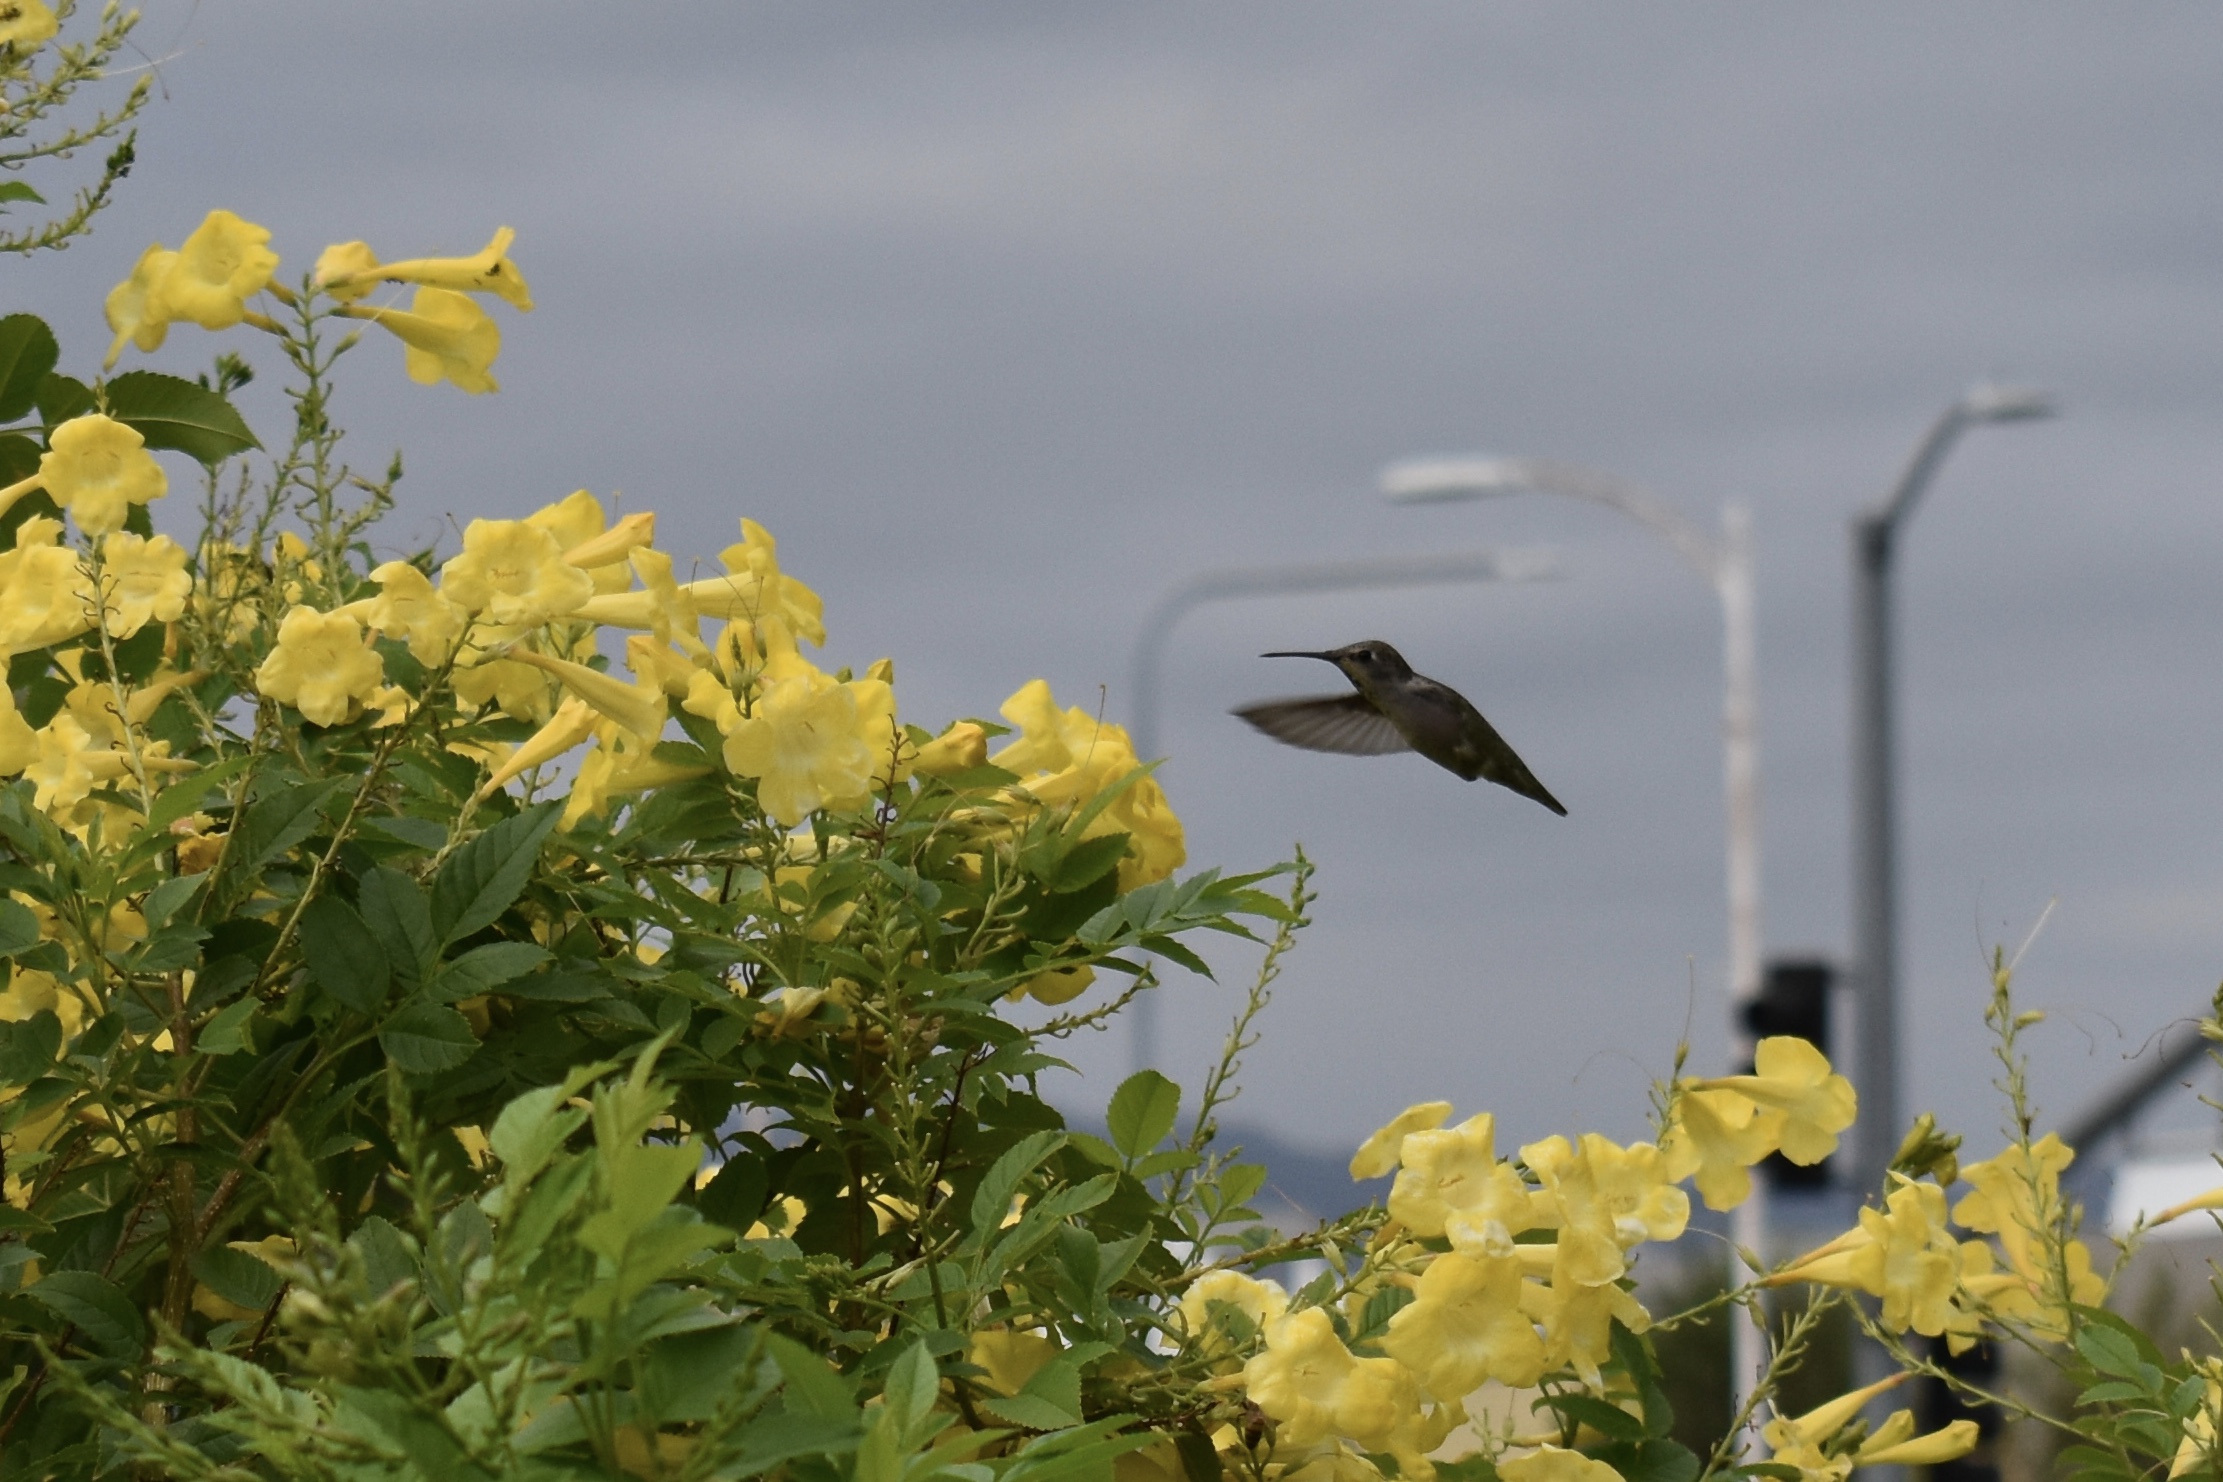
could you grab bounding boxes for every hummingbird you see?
[1233,640,1567,815]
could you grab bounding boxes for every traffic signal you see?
[1741,958,1836,1189]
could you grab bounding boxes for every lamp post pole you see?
[1377,456,1768,1407]
[1127,546,1561,1075]
[1847,385,2054,1201]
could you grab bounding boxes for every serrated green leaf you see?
[196,996,259,1055]
[35,372,92,426]
[432,803,560,944]
[300,895,391,1015]
[103,369,259,465]
[29,1269,145,1356]
[359,865,436,987]
[1533,1392,1645,1440]
[0,1009,60,1084]
[1106,1070,1180,1158]
[0,315,58,424]
[0,897,38,956]
[379,1002,478,1074]
[216,777,348,902]
[138,753,253,840]
[488,1082,589,1189]
[431,940,550,1001]
[979,1393,1083,1432]
[191,1244,285,1313]
[970,1131,1066,1238]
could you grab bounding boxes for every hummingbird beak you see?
[1260,650,1336,661]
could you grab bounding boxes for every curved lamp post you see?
[1848,384,2054,1199]
[1127,546,1562,1074]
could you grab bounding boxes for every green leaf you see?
[0,182,45,207]
[1175,1431,1225,1482]
[0,1009,60,1084]
[1533,1392,1645,1441]
[489,1082,589,1189]
[2077,1323,2152,1382]
[196,997,259,1055]
[349,1216,419,1297]
[141,872,207,932]
[0,897,38,956]
[978,1393,1085,1432]
[432,803,560,944]
[1106,1070,1181,1159]
[29,1269,145,1356]
[103,369,259,465]
[1042,831,1131,893]
[699,1155,770,1232]
[299,894,392,1015]
[970,1130,1066,1237]
[379,1002,479,1074]
[35,372,93,426]
[359,866,436,987]
[883,1341,941,1439]
[191,1244,285,1314]
[0,315,58,424]
[766,1331,860,1423]
[0,433,36,486]
[431,940,550,1001]
[139,753,254,839]
[217,777,349,899]
[1601,1441,1699,1482]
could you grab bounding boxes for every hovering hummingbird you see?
[1233,640,1567,815]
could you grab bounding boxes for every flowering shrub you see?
[0,35,2216,1477]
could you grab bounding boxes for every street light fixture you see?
[1848,384,2055,1200]
[1379,452,1768,1402]
[1127,546,1562,1075]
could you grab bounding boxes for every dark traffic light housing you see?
[1741,958,1836,1190]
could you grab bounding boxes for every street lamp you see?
[1127,546,1562,1074]
[1847,384,2054,1200]
[1378,453,1768,1400]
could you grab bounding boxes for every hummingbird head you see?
[1261,639,1414,688]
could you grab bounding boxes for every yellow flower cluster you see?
[1660,1036,1857,1211]
[104,211,531,393]
[1759,1374,1979,1482]
[992,678,1185,891]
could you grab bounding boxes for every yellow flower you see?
[969,1329,1059,1396]
[1243,1308,1419,1452]
[683,519,827,645]
[1773,1179,1963,1337]
[39,414,166,536]
[95,532,191,639]
[910,720,988,779]
[503,648,668,740]
[993,679,1186,890]
[719,667,889,827]
[318,226,534,311]
[1388,1113,1549,1255]
[0,965,83,1038]
[1691,1037,1857,1165]
[576,547,708,657]
[1381,1250,1546,1396]
[1009,963,1094,1005]
[357,286,502,393]
[1856,1418,1979,1468]
[439,519,595,626]
[1761,1373,1908,1455]
[255,606,386,726]
[2170,1365,2222,1479]
[26,713,122,812]
[478,696,598,799]
[1661,1086,1782,1212]
[1498,1447,1624,1482]
[1523,1133,1689,1287]
[1351,1100,1453,1181]
[0,1,58,49]
[0,519,95,656]
[1521,1267,1650,1387]
[103,243,180,367]
[344,560,468,664]
[149,210,278,331]
[1952,1132,2106,1332]
[1179,1270,1288,1356]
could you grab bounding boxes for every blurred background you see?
[16,5,2223,1202]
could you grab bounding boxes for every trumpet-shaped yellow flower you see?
[1179,1269,1289,1356]
[720,667,892,827]
[1351,1100,1454,1181]
[255,607,386,726]
[1009,963,1094,1005]
[358,286,502,393]
[0,1,58,49]
[1389,1112,1550,1255]
[318,226,534,311]
[1498,1447,1623,1482]
[1662,1085,1782,1212]
[2170,1365,2222,1480]
[683,519,828,646]
[95,532,191,639]
[345,560,468,664]
[1692,1037,1857,1166]
[1524,1133,1689,1287]
[1243,1308,1420,1452]
[1952,1133,2106,1331]
[149,210,278,331]
[564,510,657,577]
[439,519,595,626]
[1520,1265,1651,1387]
[0,964,82,1038]
[1381,1249,1546,1396]
[993,679,1186,890]
[1856,1417,1979,1468]
[104,244,180,367]
[504,648,668,740]
[40,414,167,536]
[26,713,124,812]
[910,720,989,779]
[0,518,95,656]
[1775,1179,1963,1336]
[576,547,708,657]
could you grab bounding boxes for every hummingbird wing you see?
[1232,693,1412,757]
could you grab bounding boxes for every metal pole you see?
[1718,502,1770,1406]
[1849,509,1901,1199]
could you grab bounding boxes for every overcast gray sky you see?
[19,3,2223,1166]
